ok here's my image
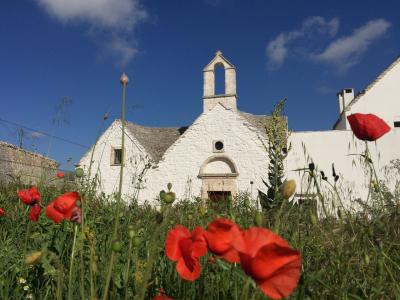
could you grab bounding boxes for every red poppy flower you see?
[165,225,207,281]
[57,172,65,179]
[0,208,4,216]
[45,192,81,224]
[347,113,390,141]
[234,227,301,300]
[153,295,173,300]
[18,186,41,206]
[204,218,243,263]
[28,204,41,222]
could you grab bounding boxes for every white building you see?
[80,52,400,208]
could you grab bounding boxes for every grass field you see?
[0,171,399,300]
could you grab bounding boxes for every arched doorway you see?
[198,154,239,201]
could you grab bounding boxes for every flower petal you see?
[205,218,242,262]
[257,247,301,299]
[175,256,201,281]
[45,202,64,224]
[165,225,191,261]
[347,113,390,141]
[28,204,41,222]
[18,186,41,205]
[53,192,80,216]
[235,227,289,258]
[191,226,208,258]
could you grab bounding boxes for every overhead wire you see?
[0,117,89,149]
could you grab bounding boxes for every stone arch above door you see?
[198,154,239,200]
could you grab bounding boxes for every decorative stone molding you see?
[198,154,239,199]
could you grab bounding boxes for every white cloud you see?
[36,0,148,66]
[312,19,391,72]
[266,16,339,69]
[31,131,44,138]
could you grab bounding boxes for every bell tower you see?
[203,51,237,112]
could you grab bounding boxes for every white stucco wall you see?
[287,128,400,210]
[79,120,152,200]
[139,104,270,204]
[335,60,400,130]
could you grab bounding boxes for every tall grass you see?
[0,176,399,299]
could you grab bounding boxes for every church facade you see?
[79,52,400,208]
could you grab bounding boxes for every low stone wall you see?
[0,142,58,185]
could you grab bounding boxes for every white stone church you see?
[80,51,400,208]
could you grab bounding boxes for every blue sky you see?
[0,0,399,170]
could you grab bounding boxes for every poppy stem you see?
[364,142,385,207]
[312,173,329,218]
[274,194,286,234]
[124,237,133,300]
[89,239,96,299]
[67,225,78,300]
[79,196,85,300]
[23,220,31,254]
[137,207,170,300]
[102,75,128,300]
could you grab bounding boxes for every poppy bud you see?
[281,180,296,200]
[25,251,43,265]
[254,212,263,226]
[378,258,384,274]
[320,171,328,181]
[112,240,123,253]
[133,237,141,247]
[198,205,206,216]
[75,168,84,178]
[159,190,166,201]
[163,192,175,204]
[364,254,370,265]
[308,163,315,172]
[91,261,98,273]
[167,183,172,191]
[310,213,317,225]
[128,227,135,239]
[188,214,193,220]
[372,181,380,193]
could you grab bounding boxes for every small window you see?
[394,121,400,128]
[345,88,353,93]
[213,140,224,152]
[111,148,123,165]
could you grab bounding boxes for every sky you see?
[0,0,399,170]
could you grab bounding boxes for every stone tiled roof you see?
[238,111,273,137]
[332,56,400,129]
[125,111,275,163]
[125,121,187,163]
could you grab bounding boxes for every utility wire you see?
[0,117,89,149]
